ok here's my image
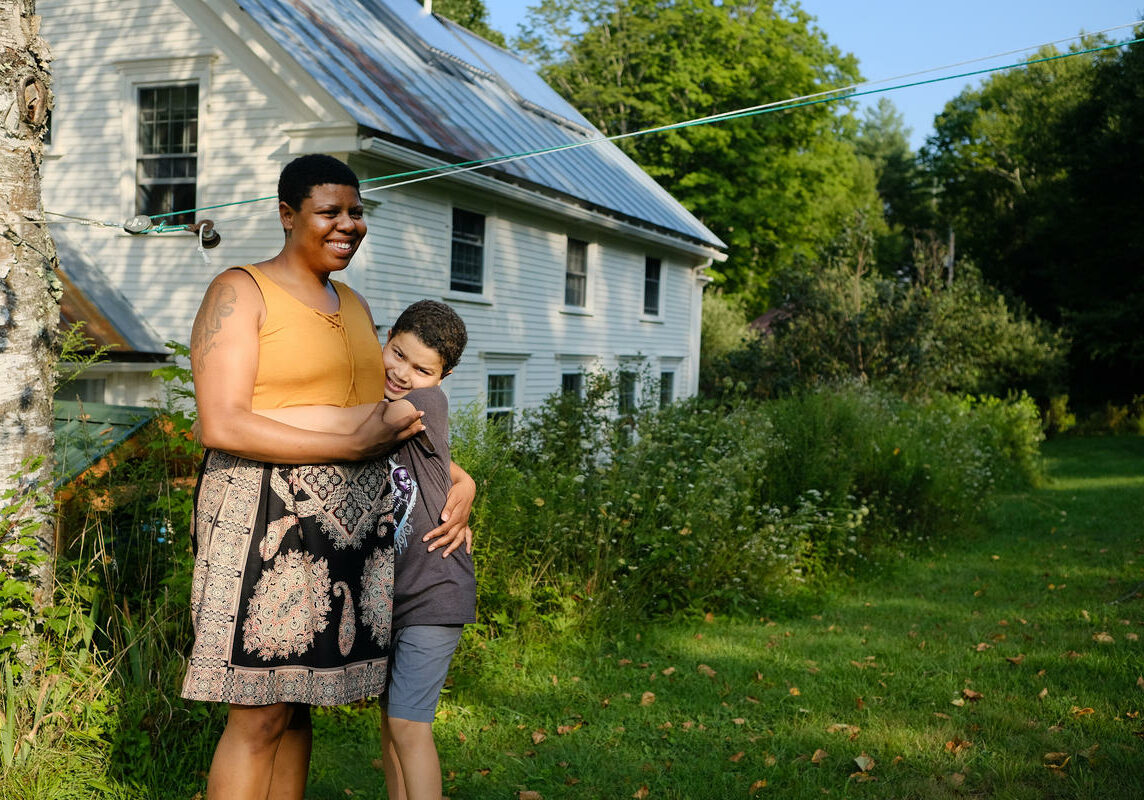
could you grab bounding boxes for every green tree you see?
[714,226,1066,401]
[517,0,882,308]
[853,98,935,270]
[433,0,506,46]
[923,35,1144,400]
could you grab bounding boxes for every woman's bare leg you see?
[267,704,312,800]
[206,703,293,800]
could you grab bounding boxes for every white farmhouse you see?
[40,0,726,421]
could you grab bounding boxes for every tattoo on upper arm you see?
[191,281,238,373]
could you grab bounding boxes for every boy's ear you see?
[441,368,453,379]
[385,328,394,342]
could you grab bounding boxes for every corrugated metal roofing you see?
[236,0,725,249]
[54,401,157,486]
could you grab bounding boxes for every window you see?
[136,84,198,225]
[55,378,106,404]
[565,238,587,307]
[659,371,675,408]
[451,209,485,293]
[561,372,583,398]
[618,370,637,415]
[486,373,515,428]
[643,257,661,315]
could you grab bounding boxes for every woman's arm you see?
[191,269,421,462]
[422,460,475,557]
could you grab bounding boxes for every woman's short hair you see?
[278,154,360,211]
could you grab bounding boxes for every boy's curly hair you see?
[392,300,468,374]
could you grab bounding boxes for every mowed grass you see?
[309,437,1144,800]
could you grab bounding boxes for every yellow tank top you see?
[238,265,386,410]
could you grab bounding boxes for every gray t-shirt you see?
[391,386,476,629]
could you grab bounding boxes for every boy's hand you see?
[425,465,475,557]
[354,400,423,459]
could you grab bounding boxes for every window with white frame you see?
[486,373,515,428]
[643,257,661,316]
[561,372,583,398]
[565,237,588,307]
[618,370,638,415]
[136,84,199,225]
[451,208,485,293]
[659,371,675,408]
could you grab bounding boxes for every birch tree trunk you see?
[0,0,58,609]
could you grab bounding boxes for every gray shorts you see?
[384,625,463,723]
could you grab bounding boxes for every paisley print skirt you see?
[180,450,417,706]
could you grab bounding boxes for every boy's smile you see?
[382,330,447,400]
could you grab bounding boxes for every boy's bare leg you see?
[380,710,408,800]
[207,703,293,800]
[383,712,442,800]
[267,704,312,800]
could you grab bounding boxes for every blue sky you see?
[485,1,1144,149]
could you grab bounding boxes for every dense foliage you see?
[710,251,1067,401]
[516,0,881,306]
[924,32,1144,402]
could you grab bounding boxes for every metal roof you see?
[237,0,725,250]
[54,401,157,486]
[55,230,169,357]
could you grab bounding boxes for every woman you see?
[182,154,474,800]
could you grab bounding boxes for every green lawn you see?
[308,436,1144,800]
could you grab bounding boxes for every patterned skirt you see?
[180,450,417,706]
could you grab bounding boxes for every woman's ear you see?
[279,200,295,233]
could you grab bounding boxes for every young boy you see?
[257,299,473,800]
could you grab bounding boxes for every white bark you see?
[0,0,58,606]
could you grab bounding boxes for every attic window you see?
[136,84,198,226]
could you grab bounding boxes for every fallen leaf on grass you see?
[961,689,983,702]
[764,754,777,766]
[1044,752,1071,770]
[518,792,542,800]
[619,659,632,666]
[853,754,875,772]
[633,785,649,799]
[1063,650,1083,659]
[1137,675,1144,690]
[531,730,547,744]
[705,611,715,623]
[730,751,745,762]
[565,777,580,786]
[947,772,966,787]
[951,698,966,707]
[370,759,384,770]
[749,779,767,794]
[1128,633,1140,641]
[732,718,746,725]
[457,732,467,743]
[933,712,951,720]
[1005,654,1025,665]
[811,749,828,765]
[1070,706,1095,718]
[1038,688,1050,700]
[789,687,801,696]
[661,667,676,677]
[640,692,656,706]
[945,737,973,754]
[1093,632,1115,644]
[825,723,860,736]
[974,642,992,652]
[557,724,581,735]
[697,664,717,678]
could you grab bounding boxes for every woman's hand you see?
[352,400,423,460]
[423,462,475,557]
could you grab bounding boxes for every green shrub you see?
[456,382,1045,625]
